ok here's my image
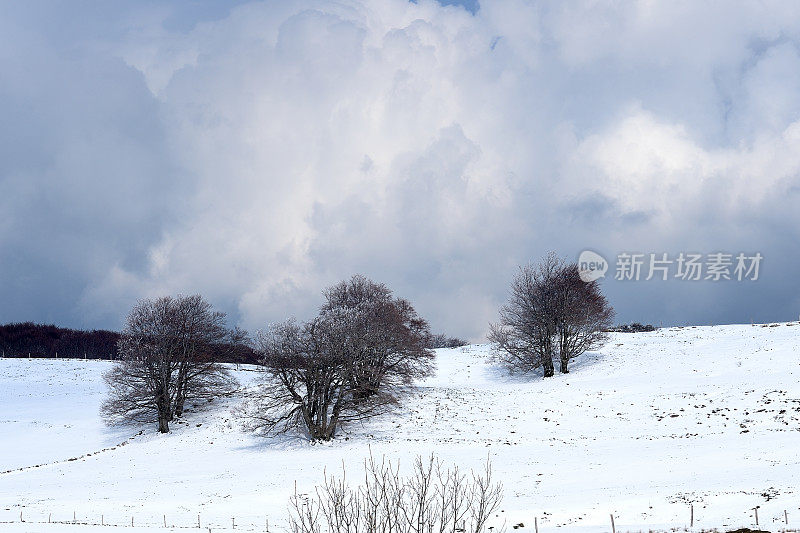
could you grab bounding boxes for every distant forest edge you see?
[0,322,467,364]
[0,322,260,364]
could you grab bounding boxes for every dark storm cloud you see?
[0,6,176,327]
[1,1,800,338]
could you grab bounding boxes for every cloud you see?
[2,0,800,337]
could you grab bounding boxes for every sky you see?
[1,0,800,340]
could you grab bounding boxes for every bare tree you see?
[245,317,390,440]
[102,295,238,433]
[488,254,562,377]
[554,264,614,373]
[245,319,344,440]
[288,453,503,533]
[321,275,434,401]
[171,295,234,417]
[243,276,434,440]
[489,253,613,377]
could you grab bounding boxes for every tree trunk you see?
[158,413,170,433]
[558,331,570,373]
[174,390,185,417]
[541,339,556,377]
[542,357,555,377]
[156,392,172,433]
[174,363,187,417]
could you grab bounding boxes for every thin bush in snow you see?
[289,454,503,533]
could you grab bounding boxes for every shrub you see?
[289,454,503,533]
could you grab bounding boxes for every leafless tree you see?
[102,295,238,433]
[246,316,395,440]
[553,263,614,373]
[488,254,562,376]
[489,253,613,377]
[288,453,503,533]
[243,276,434,440]
[243,319,343,440]
[321,275,434,401]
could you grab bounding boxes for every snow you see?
[1,323,799,532]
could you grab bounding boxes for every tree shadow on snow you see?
[566,350,604,373]
[481,349,605,382]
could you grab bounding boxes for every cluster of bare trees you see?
[424,333,468,349]
[244,275,435,440]
[489,253,614,377]
[102,295,240,433]
[102,278,436,439]
[102,257,613,436]
[289,454,503,533]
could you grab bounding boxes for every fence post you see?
[752,506,759,526]
[785,509,789,524]
[610,514,616,533]
[164,514,167,527]
[690,504,693,527]
[534,517,538,533]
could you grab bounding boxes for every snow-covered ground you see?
[1,323,799,532]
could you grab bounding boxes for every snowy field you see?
[1,323,799,532]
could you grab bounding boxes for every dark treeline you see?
[607,322,656,333]
[0,323,120,359]
[0,322,259,363]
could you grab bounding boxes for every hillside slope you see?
[1,324,799,532]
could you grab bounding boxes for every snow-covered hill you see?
[1,324,799,532]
